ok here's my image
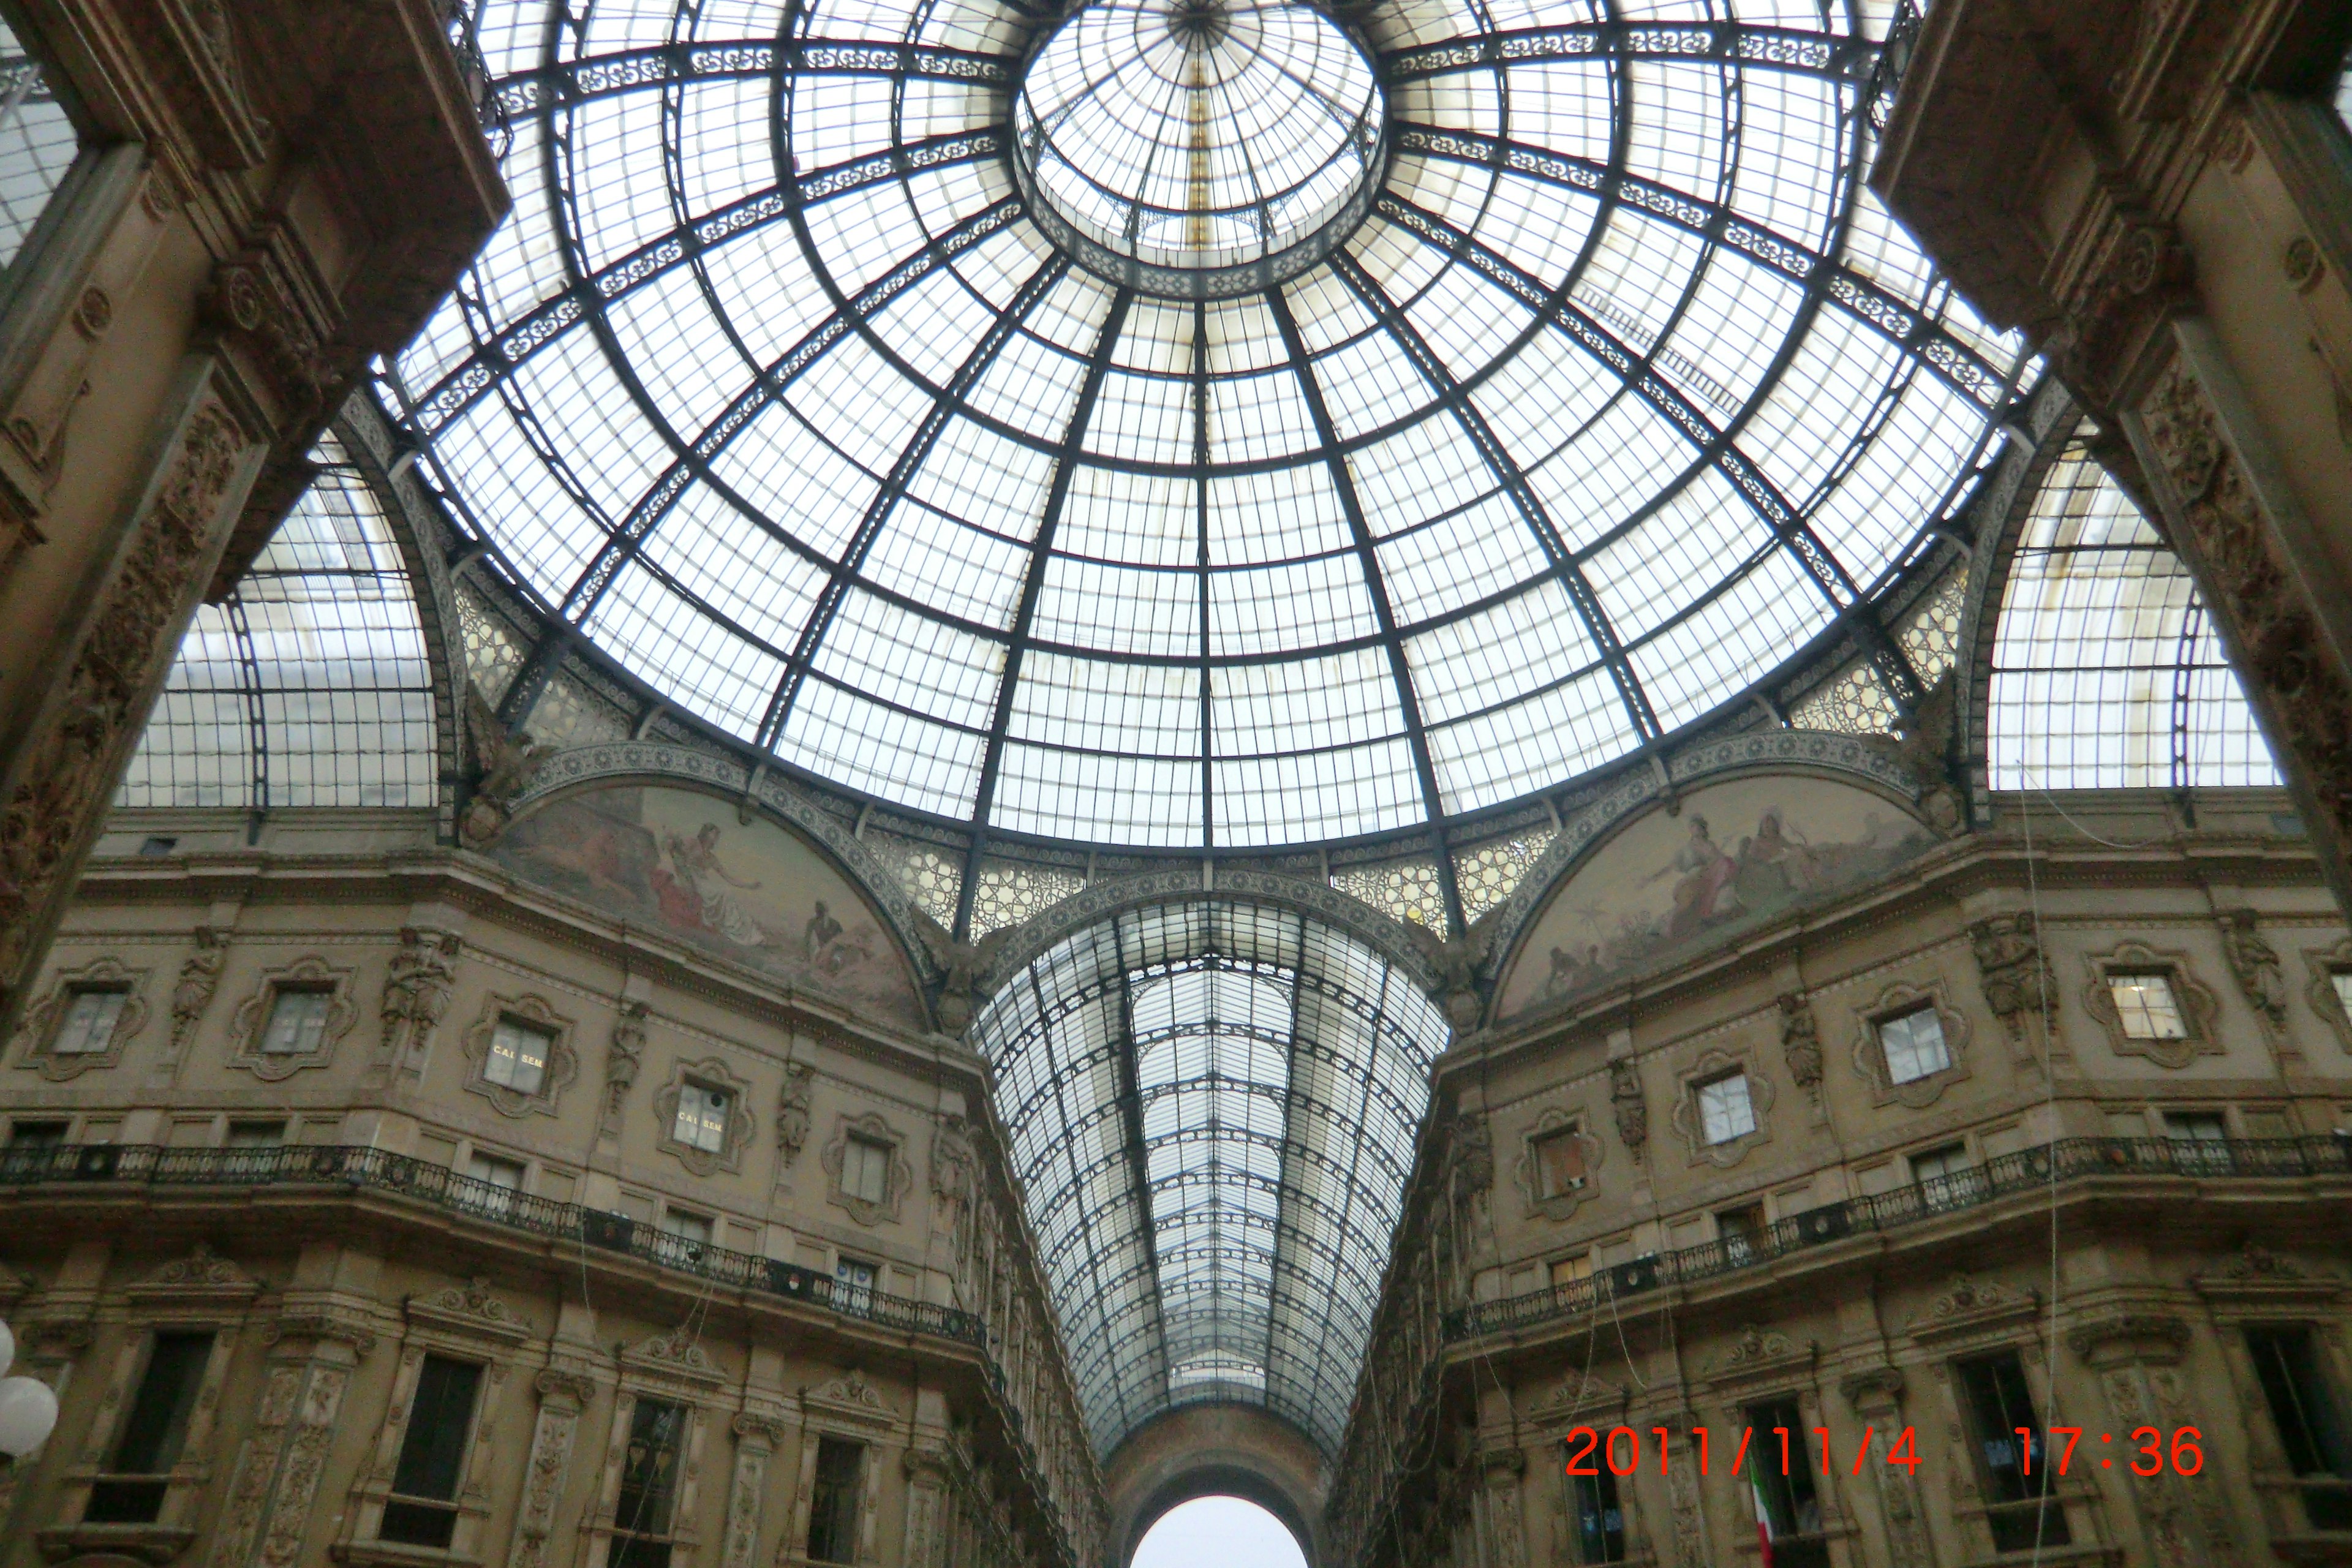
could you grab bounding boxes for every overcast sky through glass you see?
[1133,1496,1307,1568]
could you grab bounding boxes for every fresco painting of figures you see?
[491,783,924,1030]
[1499,775,1936,1019]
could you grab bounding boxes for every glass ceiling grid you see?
[390,0,2021,867]
[973,902,1445,1456]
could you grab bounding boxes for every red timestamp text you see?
[1562,1425,2206,1479]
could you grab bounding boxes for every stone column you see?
[205,1309,377,1568]
[0,0,504,1038]
[718,1411,790,1568]
[507,1368,598,1568]
[1842,1369,1937,1568]
[1876,0,2352,913]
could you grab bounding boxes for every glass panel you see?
[2109,974,2187,1039]
[673,1085,729,1152]
[1571,1455,1626,1564]
[843,1136,890,1202]
[52,988,126,1054]
[225,1120,285,1148]
[381,1355,483,1547]
[87,1332,213,1521]
[1533,1128,1585,1197]
[614,1399,684,1539]
[261,989,332,1054]
[0,17,80,277]
[807,1438,864,1564]
[1957,1352,2070,1552]
[486,1017,552,1094]
[1695,1074,1755,1144]
[1879,1005,1950,1084]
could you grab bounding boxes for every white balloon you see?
[0,1375,58,1457]
[0,1317,13,1378]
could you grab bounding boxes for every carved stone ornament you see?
[775,1059,814,1164]
[2215,908,2290,1034]
[1511,1106,1602,1224]
[2079,941,2222,1069]
[458,683,554,848]
[169,926,228,1057]
[1610,1058,1647,1161]
[1905,1272,2040,1344]
[625,1323,723,1383]
[11,956,150,1080]
[2304,938,2352,1052]
[1970,911,2059,1042]
[1703,1325,1814,1390]
[460,992,579,1119]
[124,1240,261,1303]
[405,1276,530,1343]
[263,1307,378,1356]
[0,401,254,1017]
[1531,1373,1626,1425]
[911,911,1010,1036]
[2192,1245,2347,1308]
[653,1055,755,1177]
[380,925,461,1071]
[804,1368,895,1426]
[823,1110,912,1227]
[2067,1313,2191,1369]
[1777,992,1823,1095]
[1449,1112,1494,1208]
[1849,979,1971,1109]
[601,1000,646,1134]
[2139,355,2352,851]
[930,1112,977,1208]
[224,955,358,1080]
[1668,1045,1773,1169]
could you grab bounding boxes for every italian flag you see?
[1750,1469,1776,1568]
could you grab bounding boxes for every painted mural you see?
[492,783,924,1030]
[1498,774,1936,1019]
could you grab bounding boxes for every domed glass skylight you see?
[391,0,2022,853]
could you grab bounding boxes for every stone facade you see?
[0,802,1106,1568]
[1330,788,2352,1568]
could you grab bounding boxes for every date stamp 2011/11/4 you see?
[1562,1425,2207,1479]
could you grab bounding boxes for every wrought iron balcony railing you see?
[0,1140,983,1343]
[1448,1136,2352,1341]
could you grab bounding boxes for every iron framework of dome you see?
[385,0,2030,906]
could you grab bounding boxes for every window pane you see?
[1743,1398,1822,1536]
[110,1333,214,1477]
[0,21,80,276]
[486,1018,552,1093]
[1957,1352,2070,1551]
[53,989,126,1054]
[1571,1452,1626,1563]
[2108,974,2187,1039]
[262,989,331,1054]
[2333,970,2352,1020]
[1549,1254,1591,1291]
[674,1085,728,1152]
[467,1153,525,1188]
[1879,1005,1950,1084]
[807,1438,864,1562]
[845,1136,889,1202]
[225,1120,286,1148]
[615,1399,684,1538]
[383,1355,483,1548]
[1534,1128,1585,1197]
[1696,1075,1755,1144]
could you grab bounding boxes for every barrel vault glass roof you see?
[388,0,2024,855]
[970,900,1450,1456]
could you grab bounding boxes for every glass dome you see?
[390,0,2021,853]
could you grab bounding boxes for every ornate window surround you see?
[823,1111,913,1229]
[2302,937,2352,1054]
[458,992,579,1120]
[2079,941,2222,1069]
[1668,1046,1774,1169]
[334,1278,530,1566]
[1512,1106,1603,1223]
[789,1371,897,1563]
[1850,979,1973,1109]
[581,1329,723,1568]
[11,956,149,1081]
[652,1055,755,1177]
[37,1245,261,1563]
[224,955,360,1082]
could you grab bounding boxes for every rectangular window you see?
[2165,1111,2232,1174]
[842,1134,891,1203]
[1957,1352,2070,1552]
[380,1355,484,1548]
[260,987,333,1055]
[661,1210,712,1264]
[225,1120,286,1150]
[485,1017,553,1095]
[1550,1254,1593,1293]
[806,1437,864,1563]
[2108,973,2188,1039]
[835,1256,876,1311]
[51,987,127,1055]
[673,1084,729,1153]
[2247,1327,2352,1531]
[1877,1004,1951,1084]
[85,1332,214,1523]
[1910,1143,1972,1208]
[1694,1072,1756,1145]
[609,1398,685,1568]
[1532,1126,1587,1197]
[1569,1445,1626,1563]
[7,1119,66,1145]
[1717,1204,1766,1265]
[466,1152,526,1219]
[1742,1397,1826,1567]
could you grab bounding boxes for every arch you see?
[488,769,931,1033]
[1107,1405,1329,1568]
